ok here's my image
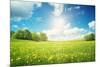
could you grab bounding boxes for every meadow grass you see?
[10,39,95,66]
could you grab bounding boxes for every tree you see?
[32,32,40,41]
[10,31,15,38]
[23,29,32,40]
[40,32,48,41]
[15,29,32,40]
[15,29,24,39]
[84,33,95,41]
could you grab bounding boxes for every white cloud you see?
[12,25,18,28]
[34,2,42,7]
[11,17,22,22]
[43,16,87,40]
[67,6,80,11]
[88,20,95,30]
[49,3,64,16]
[74,6,80,9]
[67,7,73,11]
[43,4,85,40]
[63,27,86,40]
[11,1,42,21]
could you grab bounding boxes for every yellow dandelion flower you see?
[33,56,37,59]
[11,59,13,62]
[38,60,41,62]
[16,57,21,60]
[48,56,53,61]
[65,55,68,57]
[26,61,28,63]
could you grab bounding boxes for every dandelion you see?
[48,56,53,61]
[16,57,21,60]
[65,55,68,57]
[26,61,28,63]
[33,56,37,59]
[38,60,41,62]
[11,59,13,62]
[32,54,36,57]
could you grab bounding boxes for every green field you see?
[10,39,95,66]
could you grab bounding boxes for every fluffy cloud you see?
[12,25,18,28]
[67,6,80,11]
[63,27,86,40]
[74,6,80,9]
[88,20,95,30]
[11,1,42,21]
[11,17,22,22]
[49,3,64,16]
[43,4,86,40]
[43,16,86,40]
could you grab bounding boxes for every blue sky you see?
[11,1,95,40]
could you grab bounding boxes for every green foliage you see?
[15,29,24,39]
[14,29,32,40]
[40,32,48,41]
[12,29,48,41]
[23,29,32,40]
[32,32,40,41]
[32,32,48,41]
[10,31,15,38]
[84,33,95,41]
[10,40,95,66]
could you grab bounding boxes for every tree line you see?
[10,29,48,41]
[10,29,95,41]
[84,33,95,41]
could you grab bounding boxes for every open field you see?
[10,39,95,66]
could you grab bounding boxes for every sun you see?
[51,16,66,29]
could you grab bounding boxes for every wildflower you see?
[48,56,53,61]
[16,57,21,60]
[38,60,41,62]
[11,59,13,62]
[26,61,28,63]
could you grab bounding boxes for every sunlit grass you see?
[10,39,95,66]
